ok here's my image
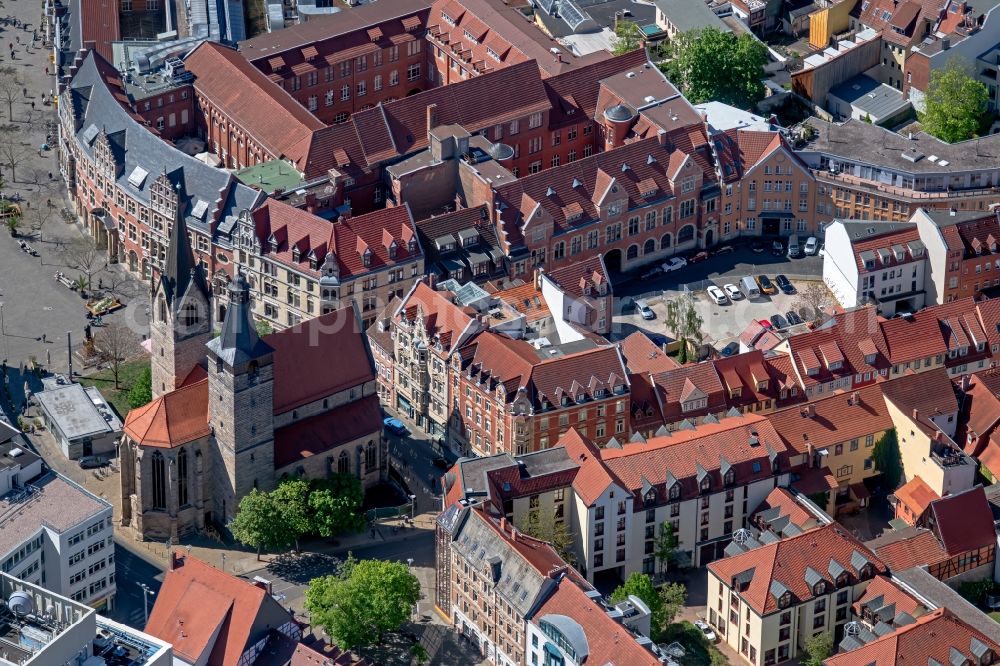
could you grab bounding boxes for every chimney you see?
[912,407,919,420]
[801,403,816,418]
[657,128,668,147]
[427,272,438,290]
[960,374,972,392]
[548,564,569,580]
[850,391,860,405]
[555,51,563,63]
[427,103,439,134]
[304,192,318,214]
[171,551,185,570]
[500,516,507,532]
[941,36,950,50]
[534,267,543,290]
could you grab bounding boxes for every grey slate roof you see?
[653,0,731,33]
[161,186,210,307]
[206,274,273,366]
[65,52,264,251]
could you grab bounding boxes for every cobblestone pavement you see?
[0,1,149,372]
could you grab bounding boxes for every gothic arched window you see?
[158,297,167,323]
[337,451,350,475]
[365,440,376,471]
[151,451,167,510]
[177,447,189,507]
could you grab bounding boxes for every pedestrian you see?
[47,172,51,180]
[30,101,34,110]
[40,334,45,343]
[43,66,47,76]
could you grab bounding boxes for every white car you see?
[804,236,819,255]
[637,300,656,320]
[694,620,717,643]
[818,244,825,257]
[723,283,743,300]
[706,285,728,305]
[662,257,688,272]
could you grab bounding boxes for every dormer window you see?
[806,365,820,377]
[723,469,735,486]
[778,592,791,608]
[644,489,656,504]
[309,252,318,270]
[813,582,826,596]
[730,387,742,398]
[859,564,874,580]
[864,353,876,364]
[292,246,301,262]
[668,483,681,501]
[828,360,843,371]
[269,236,279,252]
[363,247,372,267]
[756,380,768,391]
[836,573,848,588]
[699,477,711,493]
[388,241,398,260]
[408,239,417,253]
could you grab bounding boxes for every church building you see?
[119,195,384,541]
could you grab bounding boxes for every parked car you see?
[663,257,688,272]
[786,234,801,258]
[694,620,718,643]
[818,244,826,257]
[770,314,789,329]
[637,300,656,320]
[723,283,743,300]
[771,241,784,256]
[775,274,795,294]
[688,251,709,264]
[714,245,735,255]
[758,319,773,330]
[804,236,819,255]
[785,310,804,325]
[640,265,663,281]
[720,341,740,357]
[78,456,107,469]
[383,417,408,436]
[706,285,728,305]
[750,241,765,253]
[757,275,777,295]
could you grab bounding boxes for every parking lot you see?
[611,241,828,350]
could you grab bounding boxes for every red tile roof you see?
[533,577,661,666]
[600,414,791,503]
[961,368,1000,452]
[709,523,887,615]
[619,331,679,374]
[880,367,957,427]
[273,394,382,469]
[713,350,781,409]
[850,574,925,620]
[787,307,890,387]
[145,555,287,665]
[825,608,1000,666]
[123,379,211,448]
[713,129,796,183]
[893,476,938,521]
[493,282,551,323]
[849,224,922,271]
[265,304,376,413]
[752,487,817,532]
[766,383,891,455]
[927,485,996,555]
[395,281,477,355]
[867,527,950,571]
[560,429,625,506]
[879,297,988,366]
[184,42,324,173]
[80,0,121,62]
[252,199,420,279]
[287,638,373,666]
[543,50,650,126]
[544,255,610,301]
[650,361,726,424]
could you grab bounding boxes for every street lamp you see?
[408,494,416,520]
[221,553,227,572]
[136,582,155,626]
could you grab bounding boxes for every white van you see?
[740,275,761,299]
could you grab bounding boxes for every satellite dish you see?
[8,592,33,617]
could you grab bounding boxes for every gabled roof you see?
[850,574,924,621]
[123,379,211,448]
[751,487,818,534]
[273,394,382,469]
[265,303,375,413]
[866,526,950,571]
[825,608,1000,666]
[709,524,886,615]
[395,281,476,355]
[926,485,995,555]
[560,429,625,506]
[893,476,938,520]
[159,185,210,307]
[787,307,890,386]
[766,383,892,455]
[544,255,610,301]
[961,368,1000,450]
[619,331,679,374]
[650,360,726,423]
[145,555,290,666]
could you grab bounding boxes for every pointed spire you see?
[207,272,273,367]
[161,181,208,306]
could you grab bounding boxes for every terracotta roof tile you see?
[709,523,886,615]
[396,282,476,355]
[265,304,376,413]
[849,574,924,621]
[751,487,818,533]
[927,485,996,555]
[124,379,210,447]
[766,383,891,455]
[560,429,625,506]
[80,0,120,62]
[866,527,950,570]
[788,307,890,386]
[274,394,382,469]
[619,331,679,374]
[650,361,726,423]
[893,476,938,521]
[825,608,1000,666]
[493,282,550,323]
[545,255,610,301]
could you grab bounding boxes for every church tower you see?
[205,273,275,524]
[150,184,212,398]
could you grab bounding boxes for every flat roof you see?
[828,74,910,120]
[0,473,110,558]
[235,160,306,194]
[0,441,40,473]
[36,383,115,441]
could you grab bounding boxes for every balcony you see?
[816,170,1000,202]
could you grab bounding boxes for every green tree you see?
[873,428,902,489]
[410,644,429,665]
[610,573,665,637]
[922,58,989,143]
[4,213,18,236]
[662,27,768,108]
[659,582,687,628]
[523,509,577,566]
[126,365,152,409]
[664,293,703,363]
[613,20,643,56]
[229,489,296,558]
[305,559,422,648]
[654,522,679,576]
[803,631,833,666]
[308,474,367,537]
[271,478,312,550]
[255,319,273,337]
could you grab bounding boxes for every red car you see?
[758,319,773,330]
[689,251,709,264]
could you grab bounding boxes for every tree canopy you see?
[610,573,665,638]
[662,27,768,108]
[922,58,989,143]
[229,489,296,557]
[803,632,834,666]
[305,558,422,648]
[654,522,679,575]
[613,20,643,56]
[522,509,577,566]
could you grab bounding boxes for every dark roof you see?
[206,274,273,367]
[927,485,996,555]
[161,186,210,307]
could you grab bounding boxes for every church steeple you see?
[148,182,213,399]
[160,182,209,306]
[207,273,272,368]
